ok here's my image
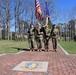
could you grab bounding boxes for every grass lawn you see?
[58,41,76,54]
[0,40,29,54]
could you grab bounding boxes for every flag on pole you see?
[46,1,49,17]
[35,0,43,20]
[45,1,50,25]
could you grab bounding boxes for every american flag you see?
[35,0,43,20]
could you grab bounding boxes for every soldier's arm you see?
[27,29,30,34]
[40,28,43,35]
[33,27,36,32]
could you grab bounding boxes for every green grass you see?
[58,41,76,54]
[0,40,29,54]
[1,40,76,54]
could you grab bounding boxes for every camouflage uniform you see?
[51,27,59,52]
[35,26,43,52]
[28,26,34,51]
[43,25,51,51]
[15,33,18,41]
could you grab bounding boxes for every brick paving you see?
[0,41,76,75]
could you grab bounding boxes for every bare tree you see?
[13,0,25,34]
[0,0,12,40]
[69,20,75,41]
[71,6,76,20]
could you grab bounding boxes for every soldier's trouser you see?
[52,37,57,49]
[44,37,50,49]
[37,37,42,49]
[29,38,34,49]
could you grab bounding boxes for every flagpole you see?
[45,15,49,25]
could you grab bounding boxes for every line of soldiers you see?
[28,22,59,52]
[15,33,27,41]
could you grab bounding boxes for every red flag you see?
[35,0,43,20]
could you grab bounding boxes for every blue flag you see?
[45,1,50,25]
[46,1,49,17]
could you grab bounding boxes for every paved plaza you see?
[0,41,76,75]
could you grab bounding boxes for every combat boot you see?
[54,49,57,52]
[30,49,32,51]
[45,49,47,52]
[32,49,34,52]
[39,49,41,52]
[47,49,49,52]
[37,49,39,52]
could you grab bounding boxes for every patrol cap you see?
[53,24,56,26]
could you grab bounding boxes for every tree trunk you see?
[7,22,10,40]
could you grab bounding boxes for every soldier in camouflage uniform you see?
[43,25,51,52]
[15,33,18,41]
[28,24,35,51]
[35,22,43,52]
[51,24,59,52]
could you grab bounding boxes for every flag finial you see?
[46,0,48,3]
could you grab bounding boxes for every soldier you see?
[18,33,21,41]
[28,24,35,51]
[35,22,43,52]
[51,24,59,52]
[43,25,51,52]
[15,33,18,41]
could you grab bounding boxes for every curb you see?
[0,53,6,56]
[0,51,25,57]
[58,43,69,55]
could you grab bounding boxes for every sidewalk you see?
[0,41,76,75]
